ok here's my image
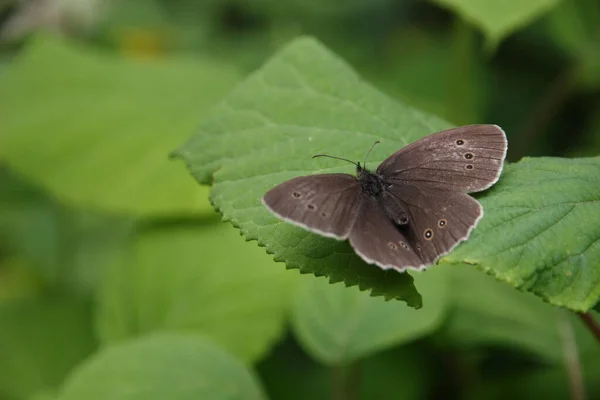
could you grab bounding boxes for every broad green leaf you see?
[440,265,599,362]
[291,268,447,365]
[430,0,561,50]
[175,36,459,308]
[96,216,297,363]
[0,295,97,400]
[442,157,600,312]
[58,334,266,400]
[0,35,239,216]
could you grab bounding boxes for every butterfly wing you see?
[385,184,483,265]
[377,124,507,193]
[349,195,424,271]
[262,174,362,240]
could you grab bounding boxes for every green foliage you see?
[175,36,454,308]
[1,0,600,399]
[545,0,600,89]
[0,167,134,294]
[444,157,600,311]
[176,36,600,312]
[0,296,97,399]
[96,217,297,363]
[431,0,561,50]
[362,27,489,126]
[292,269,447,364]
[0,36,239,216]
[58,334,266,400]
[258,340,429,400]
[441,265,599,362]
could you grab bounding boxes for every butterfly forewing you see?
[349,196,424,271]
[377,125,507,193]
[385,184,483,265]
[262,174,362,239]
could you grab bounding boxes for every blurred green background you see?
[0,0,599,399]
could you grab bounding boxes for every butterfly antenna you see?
[312,154,359,168]
[363,140,380,169]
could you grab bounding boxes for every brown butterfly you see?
[262,125,507,272]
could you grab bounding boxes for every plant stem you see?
[559,312,585,400]
[332,361,361,400]
[577,312,600,342]
[447,17,476,125]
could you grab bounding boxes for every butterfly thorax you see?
[357,164,384,198]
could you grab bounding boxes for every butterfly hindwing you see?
[349,196,424,271]
[385,184,483,265]
[262,174,362,240]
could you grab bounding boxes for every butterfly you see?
[262,125,507,272]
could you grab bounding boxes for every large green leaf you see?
[0,295,97,400]
[430,0,561,49]
[58,334,266,400]
[442,157,600,311]
[291,268,447,365]
[0,35,239,216]
[175,36,458,308]
[440,265,599,363]
[96,216,297,363]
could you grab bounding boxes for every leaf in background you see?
[0,34,240,216]
[96,216,297,363]
[0,295,97,400]
[58,334,266,400]
[443,157,600,312]
[28,391,58,400]
[430,0,561,50]
[0,166,134,295]
[0,259,41,302]
[291,268,447,365]
[440,265,598,363]
[544,0,600,90]
[175,36,459,307]
[0,166,62,284]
